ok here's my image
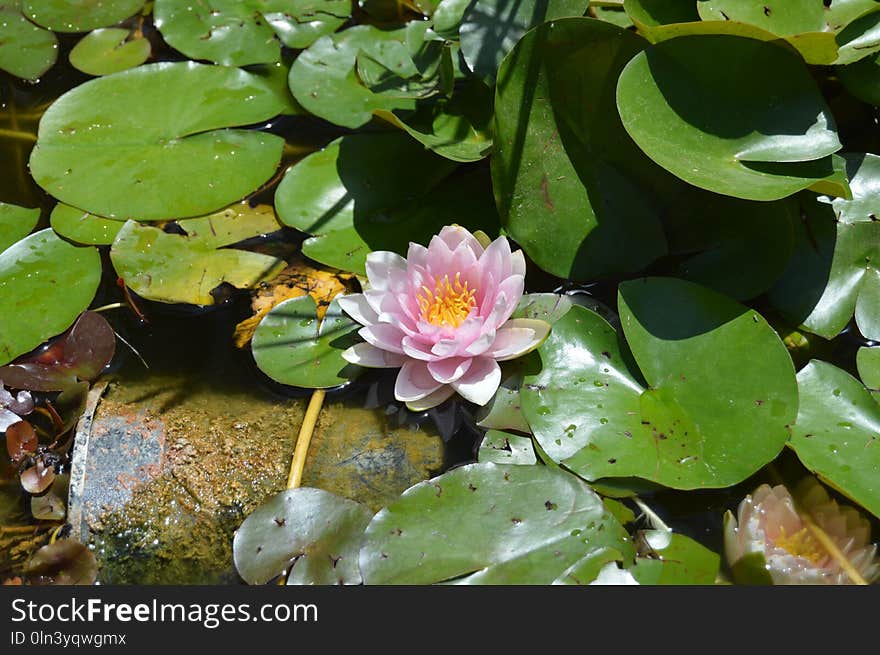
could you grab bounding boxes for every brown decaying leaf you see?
[25,539,98,585]
[5,420,37,463]
[233,254,357,348]
[20,459,55,494]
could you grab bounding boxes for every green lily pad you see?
[0,202,40,253]
[251,295,362,389]
[23,0,145,32]
[289,21,446,129]
[477,430,538,465]
[50,204,125,246]
[857,346,880,392]
[592,6,633,28]
[835,9,880,65]
[628,531,720,584]
[0,4,57,80]
[275,131,455,238]
[838,52,880,106]
[697,0,878,34]
[359,462,634,584]
[770,154,880,340]
[68,27,150,76]
[233,487,372,585]
[459,0,589,81]
[110,220,286,305]
[623,0,699,31]
[154,0,351,67]
[664,190,799,300]
[789,360,880,519]
[432,0,470,38]
[617,35,844,201]
[521,278,798,489]
[0,229,101,366]
[29,61,287,221]
[493,17,678,281]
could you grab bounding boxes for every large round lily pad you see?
[233,487,372,585]
[23,0,145,32]
[0,228,101,366]
[790,360,880,518]
[251,295,362,389]
[154,0,351,66]
[359,462,633,584]
[50,203,124,245]
[617,35,843,200]
[29,62,287,221]
[493,17,677,281]
[0,4,57,80]
[521,278,798,489]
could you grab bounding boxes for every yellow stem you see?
[801,514,868,585]
[286,389,326,489]
[0,128,36,143]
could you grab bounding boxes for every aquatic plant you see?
[338,225,550,410]
[725,481,880,585]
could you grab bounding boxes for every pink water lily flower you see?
[724,481,880,585]
[338,226,550,411]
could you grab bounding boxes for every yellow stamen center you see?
[775,526,826,564]
[417,273,477,328]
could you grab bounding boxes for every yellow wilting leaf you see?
[233,254,356,348]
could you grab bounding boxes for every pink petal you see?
[406,242,429,268]
[479,236,513,281]
[405,385,456,412]
[427,357,473,384]
[337,294,379,327]
[342,343,407,368]
[401,336,436,361]
[485,275,524,328]
[359,324,406,354]
[431,315,483,357]
[394,360,446,402]
[451,357,501,406]
[462,327,496,357]
[425,235,455,277]
[365,251,407,290]
[486,319,551,361]
[436,225,484,258]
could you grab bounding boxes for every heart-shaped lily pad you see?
[23,0,145,32]
[251,295,362,389]
[770,154,880,340]
[359,462,634,584]
[789,359,880,518]
[69,27,151,76]
[493,17,678,281]
[30,61,287,221]
[521,278,798,489]
[835,9,880,65]
[0,229,101,366]
[459,0,589,80]
[110,220,286,305]
[0,202,39,252]
[617,35,844,201]
[154,0,351,66]
[233,487,373,585]
[0,3,57,80]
